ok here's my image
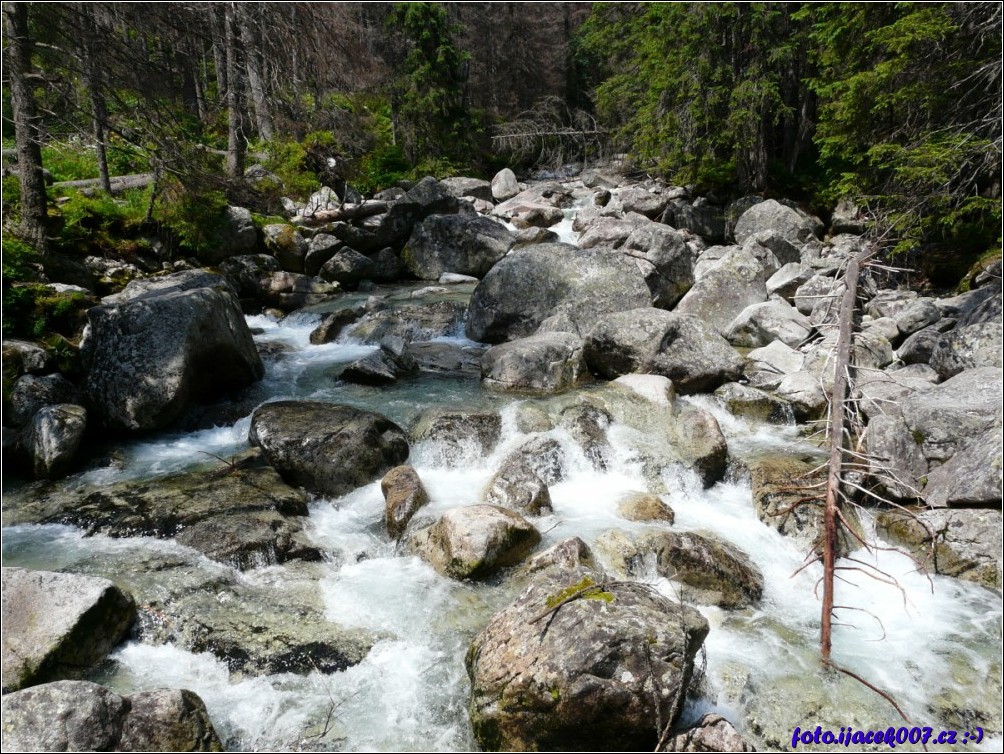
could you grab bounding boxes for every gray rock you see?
[100,270,237,306]
[490,168,520,201]
[249,401,409,498]
[612,186,670,219]
[309,306,365,344]
[439,176,493,202]
[862,315,901,344]
[21,404,87,479]
[404,340,484,377]
[793,273,843,316]
[319,247,376,289]
[742,229,798,268]
[5,374,83,429]
[117,688,223,752]
[511,226,559,247]
[725,299,813,349]
[218,254,281,300]
[262,223,308,273]
[199,205,257,265]
[893,298,941,336]
[830,198,866,235]
[930,322,1004,379]
[408,505,540,580]
[466,568,709,750]
[675,247,768,334]
[369,247,402,282]
[340,339,418,385]
[2,339,51,379]
[2,455,317,569]
[733,199,818,247]
[897,326,945,365]
[775,371,827,421]
[744,341,804,385]
[492,183,572,220]
[665,199,727,242]
[851,365,937,421]
[382,465,430,540]
[481,332,588,394]
[510,205,565,228]
[621,223,695,308]
[438,272,478,284]
[669,404,728,487]
[406,176,461,216]
[766,262,814,300]
[411,410,501,465]
[466,244,651,343]
[520,537,597,577]
[875,508,1002,589]
[347,301,465,344]
[482,456,552,516]
[257,270,340,311]
[617,491,675,523]
[577,212,650,249]
[402,214,514,280]
[923,421,1003,508]
[83,288,263,432]
[499,436,566,485]
[584,309,743,394]
[2,568,135,693]
[662,713,756,752]
[1,680,129,751]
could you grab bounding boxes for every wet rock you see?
[612,373,676,408]
[347,301,466,344]
[405,341,485,377]
[669,404,728,487]
[491,168,519,201]
[1,681,129,751]
[675,247,768,334]
[876,508,1002,589]
[402,214,514,280]
[408,505,541,580]
[930,322,1004,379]
[439,272,478,284]
[19,404,87,479]
[2,455,317,569]
[725,299,813,349]
[5,373,84,429]
[259,271,340,310]
[774,371,827,421]
[715,383,794,424]
[584,309,743,394]
[466,243,651,343]
[520,537,597,576]
[117,688,223,752]
[559,403,613,471]
[466,567,709,750]
[481,332,589,394]
[382,465,430,540]
[309,306,365,344]
[482,455,552,515]
[749,455,859,557]
[250,401,409,498]
[661,712,756,752]
[340,338,418,386]
[1,568,135,693]
[83,287,263,432]
[411,409,502,464]
[618,491,675,523]
[510,205,565,229]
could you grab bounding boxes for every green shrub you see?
[1,235,41,282]
[154,177,229,256]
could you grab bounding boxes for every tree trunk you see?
[3,1,48,254]
[237,6,274,141]
[79,8,112,194]
[224,2,245,180]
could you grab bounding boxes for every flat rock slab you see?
[2,455,316,570]
[2,568,135,693]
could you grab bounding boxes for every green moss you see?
[545,576,614,609]
[912,429,925,445]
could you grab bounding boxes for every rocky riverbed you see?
[3,166,1001,751]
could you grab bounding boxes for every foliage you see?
[1,281,93,339]
[153,177,229,256]
[2,235,41,282]
[388,3,477,167]
[50,188,150,256]
[41,139,149,182]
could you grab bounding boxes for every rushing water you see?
[3,281,1001,751]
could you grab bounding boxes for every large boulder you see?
[674,247,768,334]
[199,205,257,265]
[482,454,552,516]
[318,248,376,288]
[249,401,409,498]
[662,713,756,752]
[620,223,696,308]
[664,199,727,242]
[0,681,222,752]
[584,309,743,394]
[733,199,819,247]
[875,508,1002,589]
[929,322,1004,380]
[82,287,263,432]
[465,243,651,343]
[2,568,135,693]
[262,223,308,272]
[218,254,281,301]
[340,338,418,386]
[411,409,502,466]
[19,403,87,479]
[407,505,541,580]
[258,271,339,310]
[100,270,236,306]
[725,299,813,349]
[5,373,83,429]
[439,176,493,202]
[492,183,573,220]
[481,332,588,394]
[346,301,465,344]
[490,168,520,201]
[466,568,709,751]
[402,214,514,280]
[611,186,671,219]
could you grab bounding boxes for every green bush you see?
[1,235,41,282]
[154,177,229,256]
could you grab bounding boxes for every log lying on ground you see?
[51,173,155,195]
[295,201,389,225]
